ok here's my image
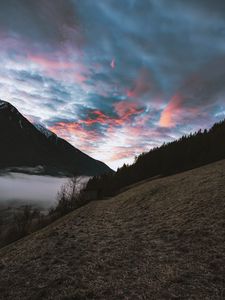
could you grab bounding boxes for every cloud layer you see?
[0,0,225,169]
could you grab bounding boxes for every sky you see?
[0,0,225,170]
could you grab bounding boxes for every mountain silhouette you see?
[0,100,112,176]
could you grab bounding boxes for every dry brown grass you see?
[0,160,225,299]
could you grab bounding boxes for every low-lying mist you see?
[0,173,67,209]
[0,173,89,210]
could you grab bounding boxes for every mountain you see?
[0,100,112,176]
[1,159,225,299]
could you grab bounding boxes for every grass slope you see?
[0,160,225,299]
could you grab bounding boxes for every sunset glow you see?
[0,0,225,169]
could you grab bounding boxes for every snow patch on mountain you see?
[19,119,23,129]
[34,123,57,139]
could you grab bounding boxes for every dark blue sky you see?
[0,0,225,169]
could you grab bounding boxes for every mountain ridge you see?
[0,100,112,176]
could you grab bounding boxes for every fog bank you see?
[0,173,89,209]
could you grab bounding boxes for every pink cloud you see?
[75,101,145,128]
[159,94,182,127]
[48,102,148,165]
[110,58,116,69]
[109,146,141,161]
[27,53,90,85]
[28,55,75,70]
[114,101,144,121]
[159,93,199,128]
[49,121,103,154]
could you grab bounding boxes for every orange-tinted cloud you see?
[49,102,143,140]
[75,101,144,128]
[159,93,199,128]
[159,94,182,127]
[49,121,102,154]
[48,102,147,164]
[114,101,144,121]
[80,110,111,126]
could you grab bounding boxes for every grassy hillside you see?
[0,159,225,299]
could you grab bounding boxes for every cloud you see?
[0,0,225,169]
[126,69,160,99]
[0,0,81,46]
[49,100,146,141]
[159,58,225,128]
[110,58,116,69]
[159,94,182,127]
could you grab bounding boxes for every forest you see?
[85,119,225,198]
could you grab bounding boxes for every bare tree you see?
[53,177,84,216]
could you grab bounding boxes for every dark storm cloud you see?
[74,0,225,101]
[180,59,225,105]
[167,0,225,17]
[0,0,80,47]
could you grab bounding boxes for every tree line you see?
[85,119,225,198]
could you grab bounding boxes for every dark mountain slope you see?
[0,100,112,176]
[0,159,225,299]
